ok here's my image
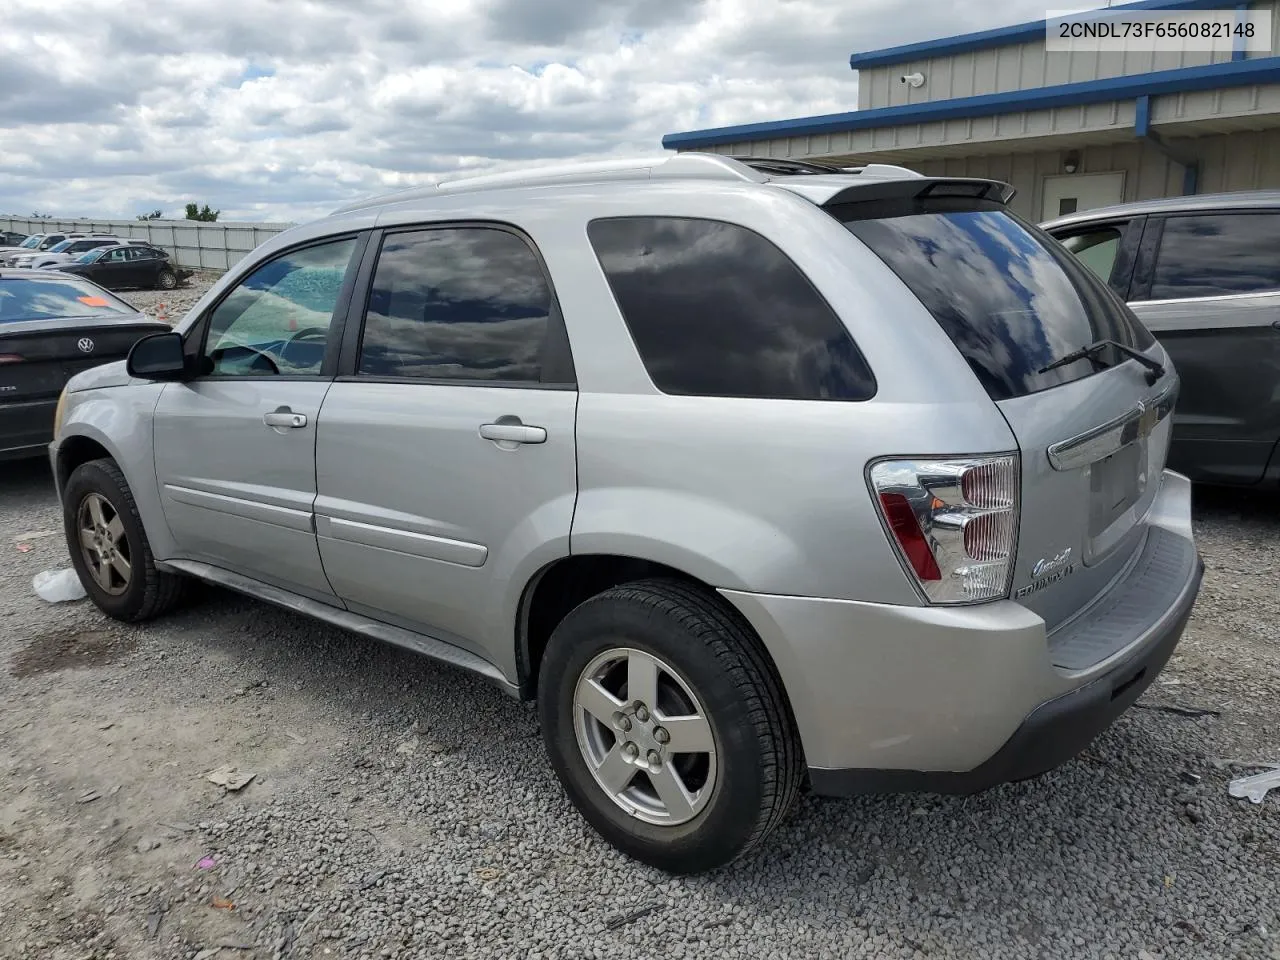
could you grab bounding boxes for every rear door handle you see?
[479,421,546,445]
[264,410,307,429]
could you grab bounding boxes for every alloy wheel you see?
[77,492,131,596]
[573,647,718,826]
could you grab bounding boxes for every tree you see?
[184,202,220,222]
[137,209,164,221]
[30,211,52,219]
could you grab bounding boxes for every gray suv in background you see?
[1043,192,1280,488]
[50,154,1202,873]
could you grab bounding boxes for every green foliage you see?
[184,202,220,222]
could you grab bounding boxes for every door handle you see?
[479,421,546,445]
[263,410,307,429]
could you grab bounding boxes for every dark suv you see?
[1044,191,1280,488]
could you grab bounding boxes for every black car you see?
[0,231,27,246]
[54,243,192,291]
[1043,191,1280,488]
[0,270,169,460]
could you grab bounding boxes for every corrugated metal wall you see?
[912,128,1280,219]
[856,0,1280,110]
[858,44,1236,111]
[0,216,292,271]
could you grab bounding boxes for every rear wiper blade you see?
[1039,339,1165,384]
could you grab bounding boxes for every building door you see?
[1041,172,1125,220]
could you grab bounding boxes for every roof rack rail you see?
[729,156,849,175]
[328,153,770,215]
[729,156,923,179]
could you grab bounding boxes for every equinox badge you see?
[1016,548,1077,599]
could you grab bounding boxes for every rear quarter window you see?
[838,203,1153,401]
[587,216,876,401]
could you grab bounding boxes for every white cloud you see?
[1,0,1049,223]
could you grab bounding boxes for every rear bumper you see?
[0,397,57,461]
[720,469,1202,793]
[809,550,1201,795]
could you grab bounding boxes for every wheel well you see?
[517,555,704,698]
[56,435,112,490]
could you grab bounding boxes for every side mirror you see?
[127,331,189,381]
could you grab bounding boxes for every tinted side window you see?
[1151,213,1280,299]
[587,217,876,401]
[357,227,556,384]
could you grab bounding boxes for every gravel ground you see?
[2,451,1278,955]
[124,274,218,326]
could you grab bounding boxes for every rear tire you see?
[63,458,188,622]
[155,269,177,290]
[537,578,803,874]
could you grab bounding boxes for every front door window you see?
[200,238,357,377]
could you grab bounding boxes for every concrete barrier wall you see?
[0,216,294,272]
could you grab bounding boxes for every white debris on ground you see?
[1,436,1278,959]
[32,568,87,603]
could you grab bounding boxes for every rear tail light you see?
[869,455,1019,604]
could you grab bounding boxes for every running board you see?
[163,558,518,696]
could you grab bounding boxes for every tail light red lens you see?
[878,492,942,581]
[869,455,1020,604]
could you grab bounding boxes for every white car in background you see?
[0,233,72,261]
[10,236,136,270]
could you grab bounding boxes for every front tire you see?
[63,458,187,622]
[537,579,803,874]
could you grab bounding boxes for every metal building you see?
[663,0,1280,221]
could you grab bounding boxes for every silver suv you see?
[50,154,1203,874]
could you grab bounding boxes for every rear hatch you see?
[830,183,1174,635]
[0,275,167,402]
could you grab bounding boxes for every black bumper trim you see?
[809,554,1204,798]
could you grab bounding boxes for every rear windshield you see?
[0,276,135,323]
[837,201,1154,401]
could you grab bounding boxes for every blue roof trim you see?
[662,56,1280,150]
[848,0,1233,69]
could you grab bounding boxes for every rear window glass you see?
[0,277,134,323]
[839,205,1153,401]
[587,216,876,401]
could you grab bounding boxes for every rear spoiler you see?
[822,177,1015,209]
[819,177,1017,224]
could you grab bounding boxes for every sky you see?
[1,0,1054,224]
